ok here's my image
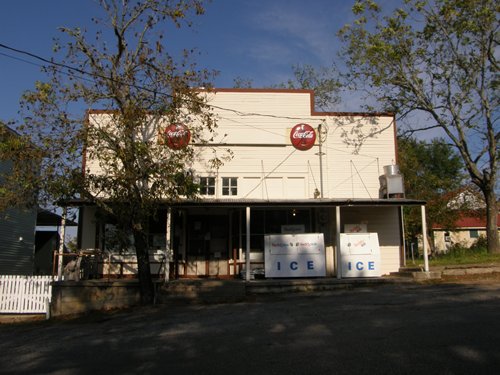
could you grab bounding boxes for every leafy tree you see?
[3,0,217,304]
[0,122,42,211]
[274,64,341,110]
[233,76,254,89]
[338,0,499,253]
[398,137,465,251]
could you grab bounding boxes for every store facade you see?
[78,89,426,279]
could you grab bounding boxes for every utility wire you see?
[243,148,297,199]
[0,51,43,68]
[0,42,330,122]
[1,42,392,162]
[0,42,393,123]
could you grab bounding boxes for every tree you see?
[274,64,341,110]
[4,0,217,304]
[398,136,465,251]
[0,122,42,211]
[338,0,499,253]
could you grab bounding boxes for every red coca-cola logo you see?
[290,123,316,151]
[164,123,191,150]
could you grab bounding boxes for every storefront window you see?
[222,177,238,196]
[244,209,313,254]
[199,177,215,195]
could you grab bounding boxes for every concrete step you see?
[399,266,424,272]
[156,277,396,303]
[156,279,246,304]
[390,270,442,280]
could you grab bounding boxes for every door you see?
[186,214,229,277]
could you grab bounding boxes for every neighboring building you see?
[432,188,498,252]
[0,206,75,276]
[0,124,73,275]
[433,212,499,252]
[0,205,37,275]
[78,89,425,279]
[0,125,37,275]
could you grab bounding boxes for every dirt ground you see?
[2,277,500,374]
[2,271,500,326]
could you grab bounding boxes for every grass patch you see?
[406,237,500,267]
[407,253,500,268]
[429,252,500,266]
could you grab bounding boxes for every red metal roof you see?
[433,213,500,229]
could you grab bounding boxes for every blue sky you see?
[0,0,370,121]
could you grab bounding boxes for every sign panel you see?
[344,223,368,233]
[265,233,326,278]
[164,123,191,150]
[290,123,316,151]
[339,233,381,278]
[281,225,305,234]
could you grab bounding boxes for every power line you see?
[0,42,393,161]
[0,43,298,119]
[0,47,108,86]
[0,42,382,123]
[0,51,43,68]
[0,42,174,98]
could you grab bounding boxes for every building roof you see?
[37,209,77,226]
[433,212,500,230]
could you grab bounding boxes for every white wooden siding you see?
[193,91,396,200]
[86,91,397,201]
[264,177,284,199]
[241,177,262,199]
[286,177,306,198]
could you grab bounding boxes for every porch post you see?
[245,206,251,281]
[421,205,430,272]
[57,207,67,281]
[335,206,342,279]
[400,206,406,267]
[165,207,172,282]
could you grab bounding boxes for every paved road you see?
[1,281,500,374]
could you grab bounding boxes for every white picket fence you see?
[0,275,53,314]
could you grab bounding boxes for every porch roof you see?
[61,197,425,208]
[170,198,426,208]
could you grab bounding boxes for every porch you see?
[67,197,430,281]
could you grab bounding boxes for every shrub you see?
[470,235,488,252]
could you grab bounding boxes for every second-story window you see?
[222,177,238,196]
[199,177,215,196]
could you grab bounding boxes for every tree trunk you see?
[134,229,155,304]
[485,189,499,254]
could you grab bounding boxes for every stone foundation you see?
[50,280,141,317]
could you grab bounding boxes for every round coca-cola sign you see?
[290,123,316,151]
[164,123,191,150]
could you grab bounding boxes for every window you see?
[222,177,238,196]
[470,230,479,239]
[444,232,451,242]
[199,177,215,195]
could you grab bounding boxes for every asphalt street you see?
[1,280,500,375]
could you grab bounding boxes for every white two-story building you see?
[77,89,425,279]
